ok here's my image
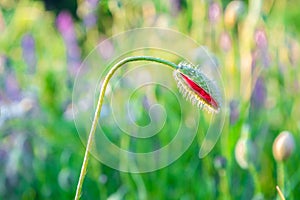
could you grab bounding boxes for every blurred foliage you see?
[0,0,300,199]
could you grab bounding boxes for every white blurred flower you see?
[0,98,34,127]
[234,124,256,169]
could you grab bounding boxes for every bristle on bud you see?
[173,61,221,113]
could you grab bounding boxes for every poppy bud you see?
[173,61,222,113]
[273,131,295,162]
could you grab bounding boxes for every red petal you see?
[180,73,218,109]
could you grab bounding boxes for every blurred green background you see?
[0,0,300,199]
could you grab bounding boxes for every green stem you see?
[74,56,178,200]
[218,170,230,200]
[277,162,285,198]
[249,163,261,194]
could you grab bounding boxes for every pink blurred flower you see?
[255,29,268,50]
[220,32,232,52]
[209,2,221,24]
[56,11,81,76]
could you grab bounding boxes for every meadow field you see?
[0,0,300,199]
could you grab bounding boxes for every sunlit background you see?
[0,0,300,199]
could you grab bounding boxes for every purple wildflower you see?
[57,11,76,40]
[251,77,266,109]
[84,0,99,28]
[229,100,239,125]
[214,156,227,170]
[5,73,21,101]
[77,0,99,29]
[21,34,36,74]
[83,13,97,28]
[254,29,271,68]
[170,0,183,16]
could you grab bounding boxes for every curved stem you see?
[74,56,178,199]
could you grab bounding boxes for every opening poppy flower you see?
[174,61,221,113]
